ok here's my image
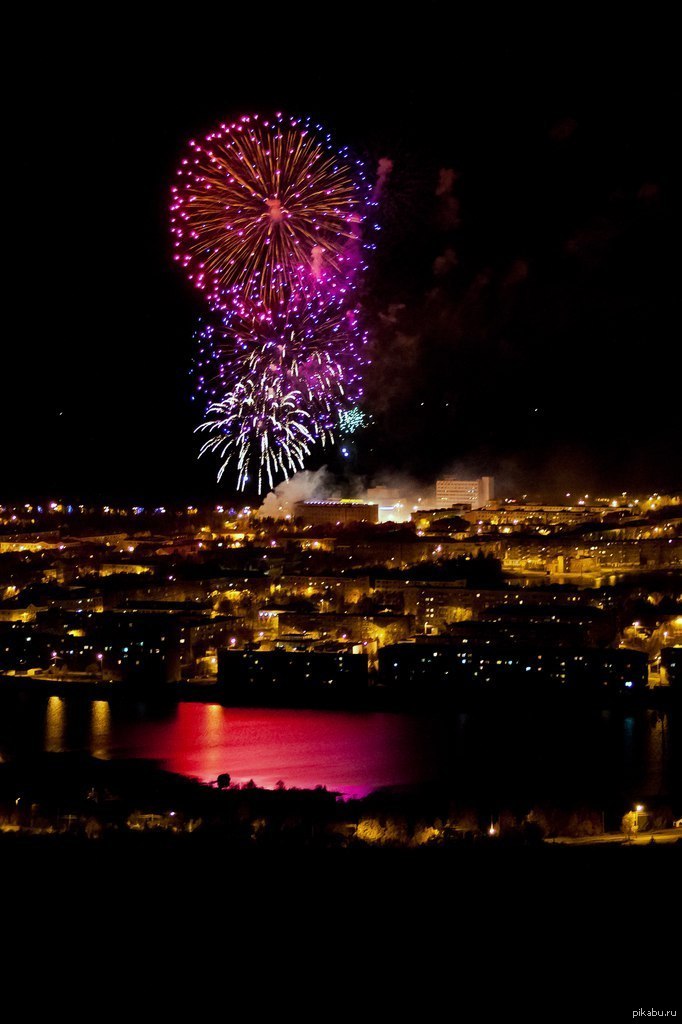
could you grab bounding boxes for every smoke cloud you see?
[257,465,440,523]
[436,168,457,196]
[374,157,394,201]
[435,167,460,228]
[433,247,458,276]
[265,197,284,222]
[257,467,339,518]
[310,245,324,279]
[256,458,450,524]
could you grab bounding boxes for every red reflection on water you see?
[106,704,432,798]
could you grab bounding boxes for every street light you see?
[634,803,645,837]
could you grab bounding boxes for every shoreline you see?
[0,672,676,713]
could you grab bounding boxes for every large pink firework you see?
[171,113,372,310]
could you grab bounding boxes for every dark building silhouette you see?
[379,642,647,694]
[218,648,368,697]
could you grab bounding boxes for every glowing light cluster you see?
[338,406,366,434]
[171,113,377,492]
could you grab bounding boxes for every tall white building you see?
[436,476,494,509]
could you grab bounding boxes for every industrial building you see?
[293,500,378,527]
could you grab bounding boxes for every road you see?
[549,829,681,846]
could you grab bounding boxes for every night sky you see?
[4,15,676,502]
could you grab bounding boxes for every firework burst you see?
[197,358,323,494]
[193,290,367,408]
[194,300,368,491]
[171,113,379,493]
[171,113,372,309]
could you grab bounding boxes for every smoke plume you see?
[374,157,394,201]
[258,467,339,518]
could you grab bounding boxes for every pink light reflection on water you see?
[104,704,435,798]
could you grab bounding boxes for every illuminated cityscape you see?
[2,487,681,863]
[0,489,680,697]
[2,17,679,1005]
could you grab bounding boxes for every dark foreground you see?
[4,825,680,1013]
[3,756,678,1018]
[2,751,680,845]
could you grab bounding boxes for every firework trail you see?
[197,365,316,494]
